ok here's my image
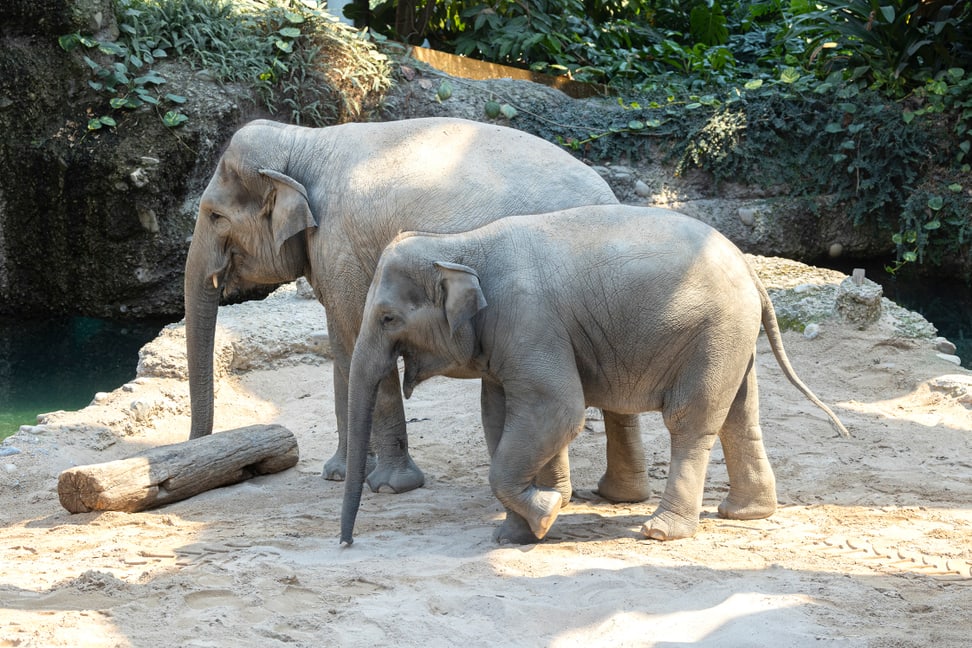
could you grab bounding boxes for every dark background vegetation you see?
[355,0,971,276]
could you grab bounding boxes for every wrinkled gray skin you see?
[341,205,850,545]
[184,117,619,494]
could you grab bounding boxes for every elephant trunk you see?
[184,239,223,440]
[340,331,396,545]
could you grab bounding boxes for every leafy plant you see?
[903,67,972,167]
[889,180,970,272]
[789,0,972,95]
[670,71,970,272]
[134,0,390,125]
[58,27,187,130]
[61,0,391,130]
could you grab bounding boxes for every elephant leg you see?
[716,359,777,520]
[641,402,722,541]
[596,410,651,503]
[482,381,572,544]
[365,369,425,493]
[321,338,422,493]
[489,392,585,544]
[481,378,506,457]
[323,346,378,480]
[536,445,572,506]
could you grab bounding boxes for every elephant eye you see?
[380,313,400,329]
[210,212,231,235]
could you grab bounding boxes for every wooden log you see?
[58,424,299,514]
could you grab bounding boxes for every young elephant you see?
[341,205,849,545]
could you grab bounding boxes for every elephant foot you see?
[321,450,377,482]
[717,494,777,521]
[523,488,562,539]
[366,454,425,494]
[641,508,699,541]
[493,512,542,545]
[595,472,652,503]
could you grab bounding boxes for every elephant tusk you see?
[212,274,219,289]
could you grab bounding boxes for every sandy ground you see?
[1,259,970,648]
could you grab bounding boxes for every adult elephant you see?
[184,117,620,495]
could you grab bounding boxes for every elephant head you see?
[340,239,487,544]
[185,121,318,439]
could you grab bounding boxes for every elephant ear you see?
[434,261,487,334]
[259,168,318,252]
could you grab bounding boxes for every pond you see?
[0,316,171,440]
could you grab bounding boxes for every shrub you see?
[62,0,392,129]
[788,0,972,96]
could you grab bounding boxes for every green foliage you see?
[133,0,390,125]
[58,28,187,129]
[58,0,970,272]
[61,0,391,130]
[889,179,970,273]
[672,72,969,273]
[789,0,972,96]
[903,67,972,167]
[372,1,970,97]
[367,1,757,88]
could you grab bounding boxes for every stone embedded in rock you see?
[929,374,972,403]
[834,274,883,328]
[934,336,957,355]
[936,353,962,366]
[738,207,757,226]
[295,277,316,299]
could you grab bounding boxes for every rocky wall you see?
[0,0,250,318]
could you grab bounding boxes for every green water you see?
[0,316,170,440]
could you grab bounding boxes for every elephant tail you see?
[754,272,851,438]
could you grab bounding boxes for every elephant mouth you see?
[401,351,423,399]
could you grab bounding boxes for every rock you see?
[0,40,248,319]
[803,323,821,340]
[928,374,972,403]
[934,337,957,355]
[936,353,962,366]
[295,277,317,299]
[136,282,330,379]
[129,399,156,422]
[308,331,332,357]
[834,275,883,328]
[0,446,21,457]
[633,180,652,198]
[738,207,757,226]
[0,0,117,38]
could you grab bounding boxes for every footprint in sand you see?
[183,589,241,610]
